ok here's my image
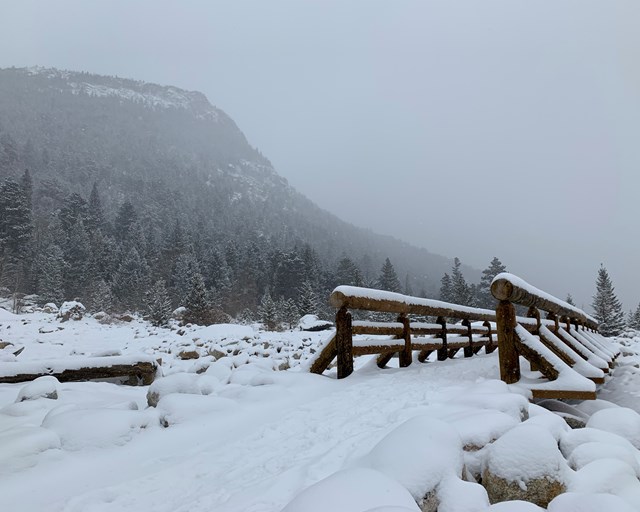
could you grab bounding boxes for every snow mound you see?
[485,502,545,511]
[297,314,333,331]
[547,491,637,512]
[194,323,255,341]
[0,426,61,470]
[146,373,222,407]
[41,406,158,450]
[16,376,60,402]
[569,458,640,507]
[567,441,640,477]
[586,407,640,449]
[281,467,420,512]
[360,415,463,500]
[483,424,570,483]
[0,307,18,321]
[156,394,238,426]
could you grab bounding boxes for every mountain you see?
[0,66,479,316]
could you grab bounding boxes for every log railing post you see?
[483,320,496,354]
[336,306,353,379]
[462,319,473,358]
[436,316,448,361]
[526,306,541,371]
[546,312,559,334]
[495,300,520,384]
[398,313,412,367]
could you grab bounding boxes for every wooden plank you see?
[352,323,403,336]
[376,352,395,368]
[352,344,404,356]
[398,314,412,367]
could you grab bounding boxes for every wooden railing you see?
[309,273,618,400]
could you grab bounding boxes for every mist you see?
[1,0,639,311]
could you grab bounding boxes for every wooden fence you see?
[309,273,618,400]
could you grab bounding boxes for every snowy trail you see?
[1,356,510,512]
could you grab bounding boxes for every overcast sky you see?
[1,0,639,312]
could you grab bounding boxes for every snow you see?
[547,492,638,512]
[586,407,640,449]
[59,301,85,315]
[0,310,637,511]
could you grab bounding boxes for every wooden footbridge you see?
[309,273,618,400]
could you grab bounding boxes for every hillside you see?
[0,67,479,316]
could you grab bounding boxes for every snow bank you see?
[569,458,640,507]
[485,501,545,511]
[193,323,255,341]
[146,372,222,407]
[0,307,18,321]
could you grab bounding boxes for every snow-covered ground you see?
[2,307,640,511]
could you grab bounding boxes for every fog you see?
[2,0,639,312]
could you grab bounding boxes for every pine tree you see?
[86,182,105,232]
[59,193,88,233]
[297,279,319,316]
[450,257,474,306]
[171,251,200,305]
[277,296,299,329]
[146,279,172,327]
[35,244,65,305]
[183,273,212,325]
[89,279,114,313]
[628,303,640,331]
[404,274,414,296]
[258,288,278,330]
[439,273,453,303]
[111,247,151,311]
[114,201,137,239]
[591,264,625,336]
[377,258,401,293]
[63,219,91,300]
[566,294,575,306]
[335,256,363,287]
[477,257,507,308]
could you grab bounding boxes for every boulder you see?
[57,301,85,321]
[482,425,569,507]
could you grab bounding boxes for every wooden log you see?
[398,314,413,367]
[538,330,576,368]
[0,359,158,386]
[376,352,395,368]
[491,275,596,328]
[495,300,520,384]
[436,316,449,361]
[417,349,433,363]
[513,332,560,381]
[329,287,496,322]
[531,388,597,400]
[309,334,337,374]
[335,307,353,379]
[352,343,405,356]
[462,319,474,358]
[352,322,403,336]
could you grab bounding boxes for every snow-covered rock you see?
[42,303,59,314]
[482,424,570,507]
[547,491,637,512]
[297,314,333,331]
[57,301,86,321]
[586,407,640,449]
[146,373,221,407]
[16,376,60,402]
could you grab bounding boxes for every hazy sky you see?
[1,1,640,312]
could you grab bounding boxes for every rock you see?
[172,306,187,320]
[16,376,60,402]
[38,326,58,334]
[297,314,333,331]
[482,425,569,507]
[57,301,85,321]
[210,348,226,360]
[42,303,59,314]
[0,341,13,349]
[178,350,200,360]
[118,313,135,322]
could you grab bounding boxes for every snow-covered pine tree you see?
[183,273,212,326]
[335,256,363,287]
[439,273,453,303]
[63,219,91,300]
[591,264,625,336]
[566,294,575,306]
[258,288,278,330]
[451,257,474,306]
[111,247,151,311]
[146,279,172,327]
[171,251,201,305]
[86,182,105,232]
[377,257,401,293]
[277,296,299,329]
[297,279,319,316]
[628,303,640,331]
[36,244,65,305]
[477,257,507,309]
[89,279,114,313]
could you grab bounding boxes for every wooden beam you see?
[335,307,353,379]
[496,300,520,384]
[398,314,413,367]
[531,389,597,400]
[309,334,337,374]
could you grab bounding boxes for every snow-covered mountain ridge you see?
[25,66,221,121]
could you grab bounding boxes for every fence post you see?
[436,316,448,361]
[336,306,353,379]
[483,320,496,354]
[462,319,473,357]
[398,313,412,367]
[495,300,520,384]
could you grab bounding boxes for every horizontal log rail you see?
[308,273,619,401]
